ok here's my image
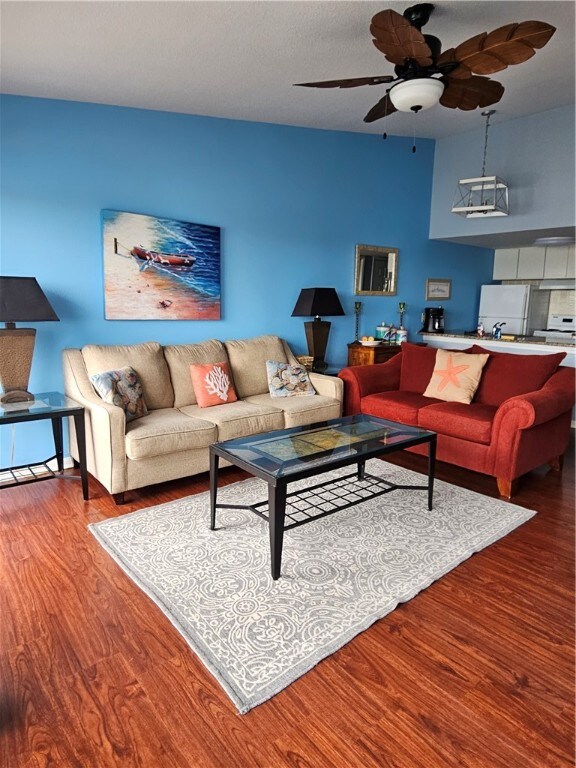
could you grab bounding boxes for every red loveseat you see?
[338,342,575,498]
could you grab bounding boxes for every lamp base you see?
[0,389,34,404]
[304,318,331,371]
[0,327,36,402]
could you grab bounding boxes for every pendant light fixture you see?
[451,110,509,218]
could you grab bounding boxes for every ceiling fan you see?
[295,3,556,125]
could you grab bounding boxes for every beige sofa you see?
[62,334,343,502]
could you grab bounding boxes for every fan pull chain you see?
[412,110,417,153]
[382,93,389,140]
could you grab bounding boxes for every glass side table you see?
[0,391,89,500]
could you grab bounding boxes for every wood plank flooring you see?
[1,439,574,768]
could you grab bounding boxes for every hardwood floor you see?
[1,439,574,768]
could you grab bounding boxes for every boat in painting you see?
[130,245,196,268]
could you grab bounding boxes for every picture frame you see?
[425,278,451,301]
[354,244,398,296]
[101,209,221,320]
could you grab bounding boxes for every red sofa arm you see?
[495,366,576,430]
[338,354,402,415]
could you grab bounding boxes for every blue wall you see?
[0,95,493,465]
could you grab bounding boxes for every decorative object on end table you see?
[291,288,344,372]
[426,279,451,301]
[353,301,362,341]
[0,277,60,403]
[397,302,408,343]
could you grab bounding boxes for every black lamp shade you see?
[291,288,345,319]
[0,277,59,324]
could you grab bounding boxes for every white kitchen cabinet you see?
[543,245,576,278]
[516,246,546,279]
[493,248,519,279]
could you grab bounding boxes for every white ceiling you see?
[1,1,574,139]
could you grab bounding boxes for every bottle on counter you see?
[477,322,484,337]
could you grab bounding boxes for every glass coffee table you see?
[209,414,436,580]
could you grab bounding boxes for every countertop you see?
[422,331,574,348]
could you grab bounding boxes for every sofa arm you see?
[308,372,344,403]
[62,349,127,493]
[338,354,402,415]
[495,366,576,430]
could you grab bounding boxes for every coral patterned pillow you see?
[190,362,238,407]
[423,349,489,404]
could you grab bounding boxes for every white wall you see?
[429,105,575,246]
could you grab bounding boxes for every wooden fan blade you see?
[440,76,504,110]
[437,48,472,79]
[452,20,556,76]
[363,93,398,123]
[294,75,395,89]
[370,9,432,67]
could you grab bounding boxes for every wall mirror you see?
[354,244,398,296]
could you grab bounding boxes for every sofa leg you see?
[548,455,564,472]
[496,477,518,499]
[112,492,126,505]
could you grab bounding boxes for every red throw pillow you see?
[190,362,238,407]
[399,342,439,393]
[468,345,566,406]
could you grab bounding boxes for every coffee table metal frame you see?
[209,415,436,580]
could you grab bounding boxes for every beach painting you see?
[102,210,221,320]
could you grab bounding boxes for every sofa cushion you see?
[224,335,289,398]
[125,409,217,460]
[469,345,566,406]
[179,400,285,441]
[266,361,316,398]
[399,343,439,393]
[90,366,148,422]
[190,361,238,407]
[360,391,443,425]
[244,393,341,428]
[164,340,229,408]
[418,402,497,445]
[82,342,174,410]
[423,350,489,404]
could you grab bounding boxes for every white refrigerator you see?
[478,284,549,336]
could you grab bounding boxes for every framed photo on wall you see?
[102,209,221,320]
[426,278,451,301]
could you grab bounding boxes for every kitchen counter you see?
[423,331,574,348]
[420,333,576,366]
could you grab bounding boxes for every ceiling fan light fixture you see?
[388,78,444,112]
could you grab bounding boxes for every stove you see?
[533,314,576,343]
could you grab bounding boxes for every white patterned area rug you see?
[89,460,535,714]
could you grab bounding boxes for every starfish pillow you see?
[423,349,489,404]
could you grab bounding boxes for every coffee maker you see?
[420,307,445,333]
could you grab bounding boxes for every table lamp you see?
[0,277,60,403]
[291,288,344,372]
